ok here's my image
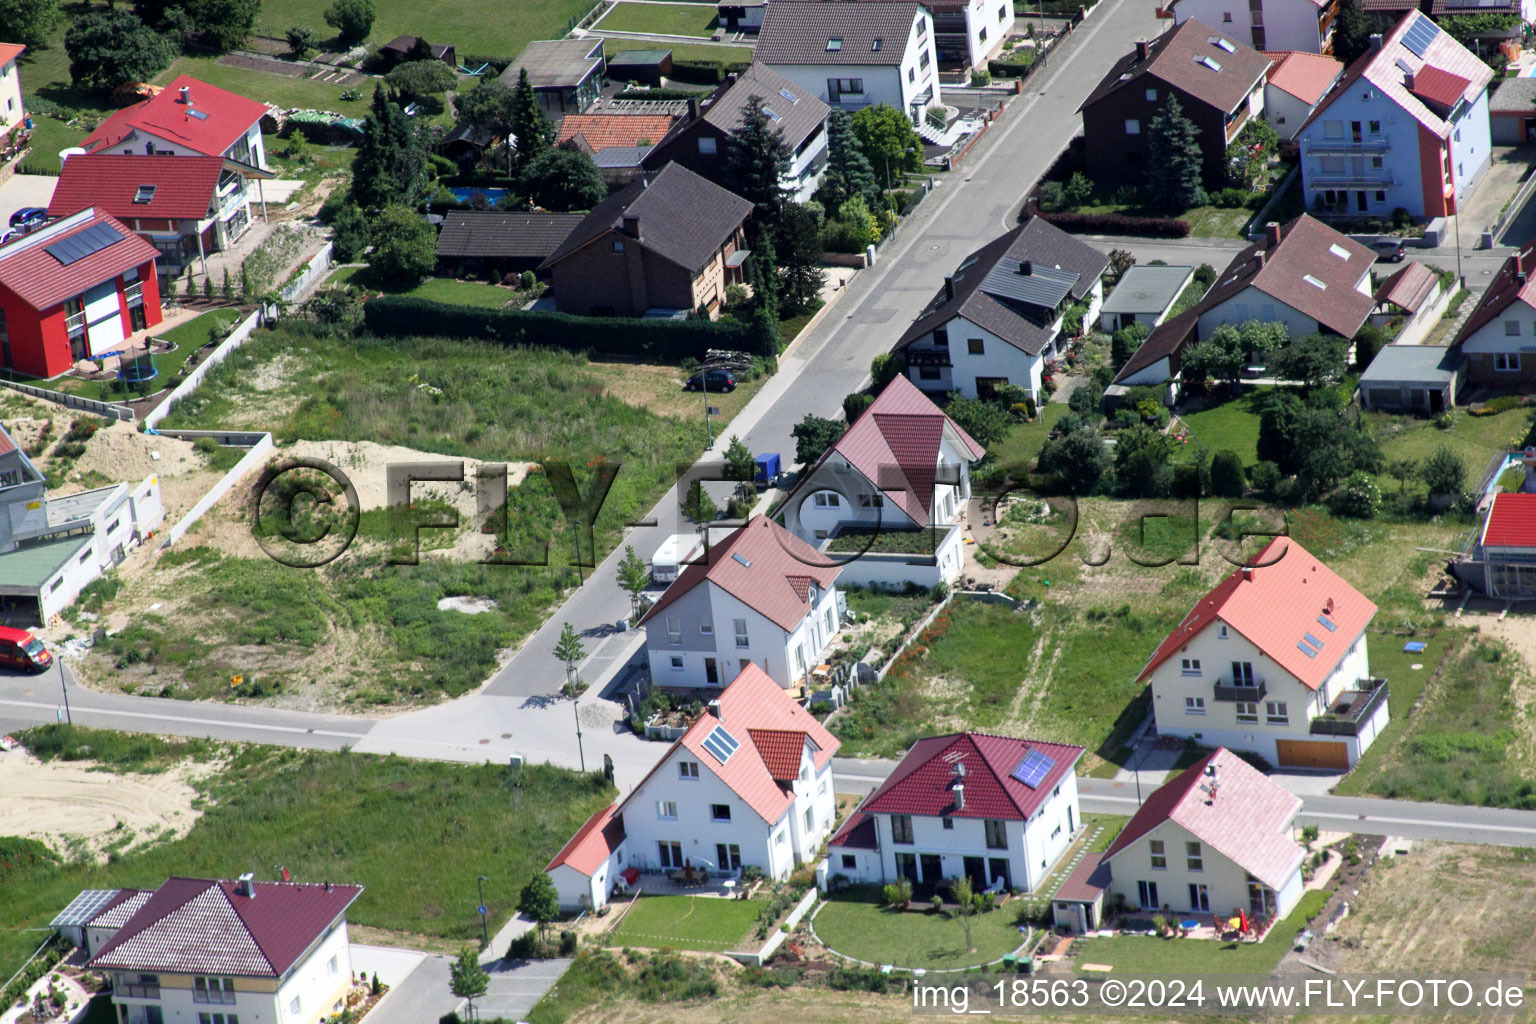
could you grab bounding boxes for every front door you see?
[716,843,742,871]
[963,856,987,890]
[919,853,943,884]
[128,302,148,333]
[704,657,719,684]
[1137,880,1160,910]
[1356,190,1368,212]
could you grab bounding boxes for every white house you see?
[0,423,163,624]
[829,732,1084,893]
[545,664,841,910]
[922,0,1014,70]
[756,0,940,123]
[1295,12,1493,220]
[894,216,1108,404]
[85,875,363,1024]
[0,43,25,152]
[780,374,986,587]
[1097,748,1306,924]
[1263,51,1343,140]
[82,75,270,171]
[638,515,843,692]
[1168,0,1341,54]
[1139,536,1388,771]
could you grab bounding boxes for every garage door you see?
[1276,739,1349,770]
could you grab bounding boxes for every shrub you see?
[1249,460,1280,496]
[843,391,874,422]
[970,67,991,86]
[193,436,219,455]
[1333,470,1381,519]
[1034,210,1191,238]
[1471,394,1523,416]
[1210,450,1246,497]
[882,879,912,908]
[828,966,891,993]
[1210,187,1248,207]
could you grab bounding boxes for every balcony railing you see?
[65,310,87,335]
[1310,678,1389,737]
[1306,176,1398,190]
[124,281,144,306]
[1304,138,1391,154]
[119,985,161,1000]
[1213,679,1266,702]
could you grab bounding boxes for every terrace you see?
[1311,677,1389,737]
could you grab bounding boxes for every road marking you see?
[0,698,371,739]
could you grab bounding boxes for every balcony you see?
[1213,678,1266,702]
[1306,174,1398,190]
[1304,138,1391,155]
[1310,678,1388,737]
[124,281,144,306]
[118,984,161,1000]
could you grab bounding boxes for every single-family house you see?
[1450,241,1536,389]
[539,163,752,319]
[0,207,163,379]
[546,663,840,910]
[48,154,272,285]
[1357,342,1461,413]
[1113,216,1375,394]
[0,43,26,156]
[1139,536,1388,770]
[894,216,1109,404]
[1487,76,1536,145]
[379,35,456,67]
[1079,21,1271,190]
[501,39,606,115]
[639,515,842,693]
[1295,12,1493,219]
[82,76,270,172]
[1262,50,1343,139]
[1465,491,1536,598]
[434,210,583,277]
[780,374,985,587]
[845,0,1014,70]
[1167,0,1340,54]
[643,64,832,203]
[0,421,162,624]
[755,0,941,123]
[829,731,1084,893]
[1098,265,1193,332]
[1097,747,1305,924]
[83,875,363,1024]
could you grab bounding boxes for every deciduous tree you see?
[850,104,923,184]
[1271,334,1348,389]
[519,147,604,211]
[517,872,560,936]
[385,59,456,100]
[323,0,373,43]
[1420,445,1466,496]
[67,11,173,93]
[0,0,63,48]
[553,621,585,687]
[186,0,259,50]
[724,435,756,482]
[367,204,436,283]
[1038,428,1109,493]
[616,545,650,619]
[682,479,718,525]
[791,413,843,465]
[448,948,488,1020]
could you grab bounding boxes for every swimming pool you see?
[448,187,510,204]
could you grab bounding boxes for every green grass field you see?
[1178,390,1268,466]
[594,1,719,36]
[1074,890,1327,974]
[155,57,373,117]
[601,38,752,62]
[254,0,598,59]
[1370,406,1526,500]
[330,267,515,308]
[813,887,1032,969]
[606,895,761,952]
[987,403,1069,476]
[0,728,612,981]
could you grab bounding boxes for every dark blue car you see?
[8,207,46,232]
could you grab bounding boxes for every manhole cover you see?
[479,738,491,744]
[501,733,512,739]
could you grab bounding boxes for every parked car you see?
[8,207,46,232]
[0,626,52,674]
[684,369,737,392]
[1371,240,1405,263]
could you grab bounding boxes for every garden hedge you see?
[668,58,753,84]
[362,296,771,358]
[1035,210,1192,238]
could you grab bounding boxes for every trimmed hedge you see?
[668,57,752,84]
[361,296,770,358]
[1035,209,1191,238]
[456,55,513,74]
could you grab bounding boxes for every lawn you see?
[595,1,719,36]
[1370,406,1526,500]
[330,267,516,309]
[606,895,761,952]
[601,39,752,63]
[0,726,612,980]
[1073,890,1327,974]
[812,887,1032,969]
[1177,389,1268,466]
[154,57,372,118]
[47,310,244,400]
[986,403,1069,476]
[15,111,89,174]
[256,0,597,60]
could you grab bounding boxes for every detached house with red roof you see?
[0,208,163,379]
[780,374,985,587]
[545,663,840,910]
[81,874,363,1024]
[829,731,1084,892]
[639,515,843,692]
[1263,50,1343,139]
[1467,490,1536,599]
[1296,12,1492,219]
[1450,240,1536,389]
[1091,747,1305,927]
[83,76,270,170]
[1139,537,1387,771]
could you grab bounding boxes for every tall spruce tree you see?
[351,84,428,208]
[508,67,553,170]
[1146,95,1205,212]
[725,95,792,240]
[815,108,879,219]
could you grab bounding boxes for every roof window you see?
[1198,56,1222,71]
[1303,274,1327,289]
[1328,243,1351,260]
[826,36,843,51]
[133,185,156,204]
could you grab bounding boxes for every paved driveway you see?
[478,959,573,1022]
[0,173,57,230]
[363,953,456,1024]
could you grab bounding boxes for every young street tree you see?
[1146,95,1206,211]
[724,435,756,481]
[815,108,880,217]
[517,871,560,938]
[553,621,585,689]
[616,545,650,619]
[448,947,488,1021]
[682,479,718,525]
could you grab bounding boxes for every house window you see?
[1497,352,1521,371]
[1180,658,1201,675]
[199,1016,238,1024]
[984,819,1008,849]
[891,814,914,844]
[658,800,678,819]
[679,760,699,778]
[1236,701,1258,722]
[1231,661,1255,686]
[933,328,949,346]
[1375,191,1386,203]
[842,853,858,869]
[327,957,338,978]
[1125,119,1141,135]
[1222,10,1232,19]
[1218,625,1228,639]
[919,367,941,380]
[289,998,301,1019]
[711,803,732,821]
[667,616,681,644]
[612,240,624,253]
[733,618,749,647]
[659,840,683,867]
[1370,155,1383,169]
[804,806,814,831]
[1368,119,1380,134]
[814,492,840,507]
[1145,88,1157,102]
[827,78,864,99]
[919,49,930,69]
[942,816,954,830]
[1504,320,1521,337]
[1149,839,1166,869]
[698,137,717,155]
[998,4,1006,18]
[859,494,884,508]
[194,979,235,1004]
[1266,701,1289,724]
[979,26,987,41]
[908,67,916,83]
[1186,841,1203,871]
[700,623,713,635]
[1189,883,1210,912]
[1185,697,1206,715]
[967,338,984,354]
[670,656,683,669]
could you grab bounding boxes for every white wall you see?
[0,54,23,141]
[904,315,1051,402]
[1170,0,1256,47]
[1259,0,1325,53]
[1265,85,1317,141]
[1450,89,1492,206]
[275,922,353,1024]
[1458,296,1536,361]
[1199,285,1320,341]
[1106,819,1303,920]
[963,0,1013,68]
[1299,81,1437,217]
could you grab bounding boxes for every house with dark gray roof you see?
[644,64,831,202]
[435,210,584,277]
[756,0,940,122]
[1358,343,1461,414]
[892,216,1108,403]
[539,163,753,318]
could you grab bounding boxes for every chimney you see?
[622,214,641,239]
[179,84,191,105]
[1404,70,1415,91]
[687,97,700,120]
[708,698,723,721]
[943,275,954,300]
[1255,250,1265,268]
[1135,39,1150,60]
[1018,259,1033,276]
[237,873,256,898]
[1368,33,1383,51]
[1265,221,1281,247]
[952,782,965,811]
[1241,566,1254,582]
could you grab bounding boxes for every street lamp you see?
[572,695,587,773]
[59,660,72,726]
[475,875,489,947]
[573,520,585,586]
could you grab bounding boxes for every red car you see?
[0,626,51,673]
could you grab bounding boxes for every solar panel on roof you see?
[1010,749,1055,789]
[1402,17,1440,58]
[50,889,123,928]
[46,221,125,266]
[702,724,740,763]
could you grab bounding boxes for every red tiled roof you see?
[1375,260,1437,312]
[1102,748,1304,891]
[1482,492,1536,548]
[1265,51,1342,104]
[554,114,676,151]
[0,424,15,456]
[0,209,160,313]
[828,810,878,849]
[1409,64,1472,110]
[638,515,840,632]
[1054,852,1110,903]
[748,728,809,781]
[88,877,362,977]
[0,43,26,66]
[859,732,1084,822]
[49,154,225,221]
[83,75,269,158]
[1136,537,1377,691]
[545,804,626,876]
